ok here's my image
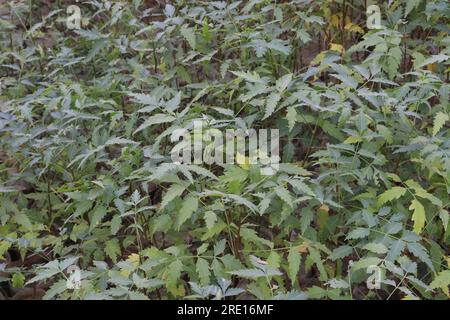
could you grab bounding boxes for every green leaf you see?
[267,251,281,269]
[11,273,25,288]
[274,186,293,208]
[406,242,434,271]
[351,257,381,272]
[0,241,12,258]
[309,248,328,281]
[90,205,107,229]
[275,73,292,92]
[429,270,450,290]
[166,260,183,288]
[196,258,210,286]
[160,184,186,210]
[286,106,297,132]
[288,247,301,285]
[176,195,198,229]
[346,227,370,240]
[386,240,406,262]
[204,211,217,229]
[404,0,421,17]
[415,54,449,69]
[377,187,406,206]
[73,201,93,218]
[14,213,32,230]
[432,112,449,136]
[263,92,281,120]
[229,266,282,278]
[180,26,196,50]
[43,279,67,300]
[439,210,449,231]
[362,243,388,254]
[105,239,121,263]
[228,268,266,278]
[330,246,353,261]
[133,114,176,135]
[110,215,122,235]
[230,70,265,84]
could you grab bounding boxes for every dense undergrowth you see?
[0,0,449,300]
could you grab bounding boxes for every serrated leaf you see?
[263,92,281,119]
[230,71,265,84]
[204,211,217,229]
[362,243,388,254]
[415,54,449,69]
[288,247,301,285]
[177,195,198,229]
[351,257,381,271]
[160,184,186,210]
[409,199,426,234]
[14,213,32,230]
[378,187,406,206]
[406,242,434,272]
[104,137,138,146]
[439,210,449,231]
[166,260,183,288]
[134,114,176,135]
[330,245,353,261]
[196,258,210,286]
[11,273,25,288]
[180,26,196,50]
[110,215,122,235]
[432,112,449,136]
[387,240,406,262]
[275,73,292,92]
[43,279,67,300]
[228,268,266,278]
[286,106,297,132]
[429,270,450,290]
[346,227,370,240]
[274,186,292,208]
[404,0,421,17]
[105,239,121,263]
[90,206,107,229]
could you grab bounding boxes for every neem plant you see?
[0,0,449,300]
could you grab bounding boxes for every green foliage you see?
[0,0,449,300]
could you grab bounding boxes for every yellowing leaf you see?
[330,14,340,28]
[236,152,250,170]
[310,51,326,66]
[119,253,140,277]
[345,23,364,34]
[409,199,426,234]
[429,270,450,297]
[297,243,309,253]
[330,43,344,54]
[127,253,140,267]
[427,63,438,73]
[343,136,363,144]
[318,204,329,213]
